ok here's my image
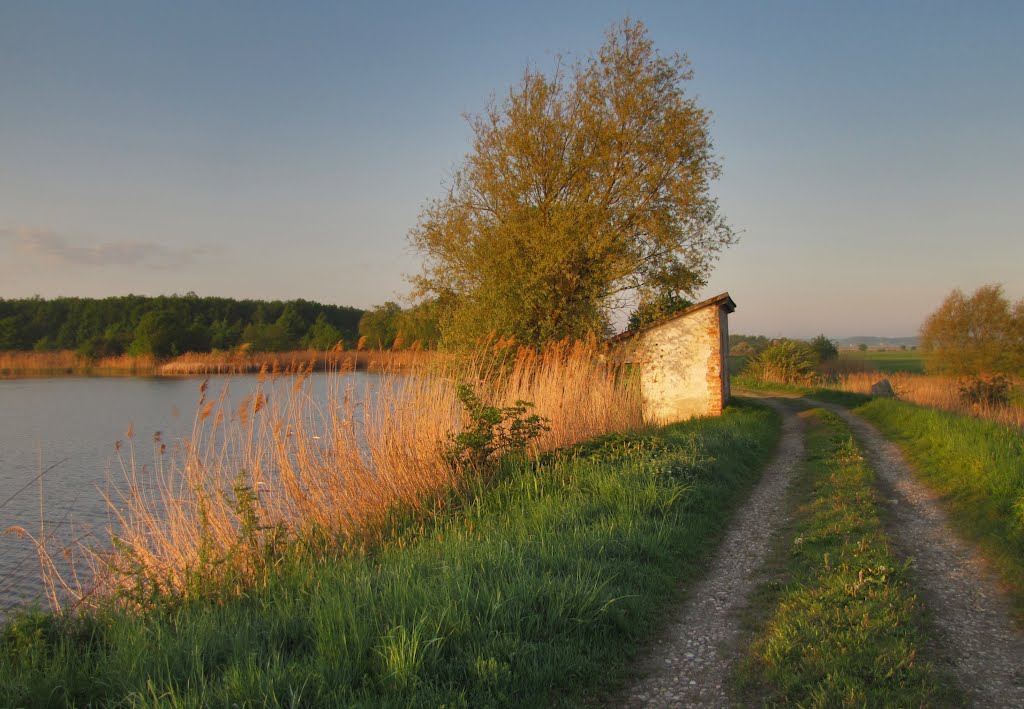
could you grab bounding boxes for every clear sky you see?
[1,1,1021,338]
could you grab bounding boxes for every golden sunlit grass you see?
[156,347,437,375]
[0,350,83,375]
[40,339,641,608]
[0,348,437,377]
[0,350,154,375]
[822,371,1024,429]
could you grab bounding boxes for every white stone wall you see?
[635,306,722,424]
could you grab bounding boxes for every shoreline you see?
[0,348,441,379]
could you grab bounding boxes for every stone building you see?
[610,293,736,424]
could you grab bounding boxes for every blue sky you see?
[1,1,1021,337]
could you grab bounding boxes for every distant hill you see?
[835,336,919,349]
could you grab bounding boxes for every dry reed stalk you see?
[95,354,156,372]
[65,340,641,606]
[0,350,158,376]
[155,349,440,376]
[0,350,83,373]
[818,358,872,376]
[0,348,441,377]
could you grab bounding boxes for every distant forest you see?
[0,295,364,357]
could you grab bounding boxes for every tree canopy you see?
[809,334,839,362]
[410,19,734,348]
[920,284,1024,376]
[626,293,693,331]
[357,300,441,350]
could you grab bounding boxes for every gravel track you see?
[616,395,1024,707]
[818,401,1024,707]
[618,398,804,707]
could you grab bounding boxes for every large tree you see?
[410,19,734,347]
[920,284,1024,375]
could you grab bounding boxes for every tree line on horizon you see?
[0,294,365,358]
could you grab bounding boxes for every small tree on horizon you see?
[746,340,820,385]
[809,334,839,362]
[920,284,1024,376]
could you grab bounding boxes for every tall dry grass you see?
[0,350,155,375]
[0,348,438,377]
[94,354,156,373]
[821,371,1024,429]
[0,350,83,374]
[156,347,440,376]
[45,339,641,608]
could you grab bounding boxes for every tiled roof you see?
[608,292,736,343]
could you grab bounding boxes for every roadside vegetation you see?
[735,408,961,706]
[731,315,1024,431]
[854,399,1024,619]
[0,393,779,706]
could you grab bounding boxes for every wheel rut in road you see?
[817,401,1024,707]
[619,397,804,708]
[617,395,1024,707]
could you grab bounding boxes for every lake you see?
[0,371,378,613]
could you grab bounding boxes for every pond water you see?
[0,372,377,613]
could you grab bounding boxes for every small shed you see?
[610,293,736,424]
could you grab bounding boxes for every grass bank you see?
[854,398,1024,619]
[1,403,779,707]
[735,408,961,706]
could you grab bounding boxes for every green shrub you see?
[809,333,838,361]
[745,340,820,385]
[447,384,550,472]
[958,375,1011,408]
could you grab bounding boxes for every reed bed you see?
[93,353,156,373]
[0,348,439,377]
[45,339,642,609]
[0,350,83,375]
[156,348,440,376]
[821,371,1024,429]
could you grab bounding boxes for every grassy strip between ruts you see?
[1,402,779,708]
[854,398,1024,621]
[734,408,962,707]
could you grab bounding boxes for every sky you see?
[1,1,1021,338]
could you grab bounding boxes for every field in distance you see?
[729,348,927,376]
[836,349,928,374]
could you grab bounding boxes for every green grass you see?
[854,398,1024,619]
[803,388,873,408]
[731,374,811,395]
[0,403,780,708]
[839,350,927,373]
[734,408,961,707]
[728,354,749,375]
